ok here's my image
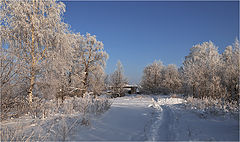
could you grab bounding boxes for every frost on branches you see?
[140,60,182,94]
[182,41,222,99]
[71,33,108,97]
[109,61,128,97]
[0,0,69,104]
[0,0,109,120]
[182,40,239,103]
[141,40,239,108]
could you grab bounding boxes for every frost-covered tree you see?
[0,0,68,104]
[90,64,106,96]
[182,41,223,99]
[0,47,16,96]
[141,60,182,94]
[221,38,239,102]
[38,32,74,100]
[140,60,164,94]
[161,64,182,94]
[72,33,108,95]
[69,33,85,95]
[110,61,128,96]
[104,74,110,90]
[0,46,28,98]
[0,42,31,120]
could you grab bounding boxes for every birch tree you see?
[0,0,68,105]
[72,33,108,95]
[38,32,74,100]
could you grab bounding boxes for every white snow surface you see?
[70,94,239,141]
[1,94,239,141]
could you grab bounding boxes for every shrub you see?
[1,96,29,120]
[185,96,239,115]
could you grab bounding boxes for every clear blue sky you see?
[63,1,239,84]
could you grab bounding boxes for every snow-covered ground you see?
[1,94,239,141]
[70,94,239,141]
[150,96,239,141]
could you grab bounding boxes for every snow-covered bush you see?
[1,124,31,141]
[89,97,112,115]
[67,94,112,115]
[0,95,29,120]
[1,93,111,121]
[27,94,112,119]
[185,96,239,115]
[44,116,84,141]
[1,94,112,141]
[0,121,49,141]
[1,116,78,141]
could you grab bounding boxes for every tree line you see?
[141,40,239,103]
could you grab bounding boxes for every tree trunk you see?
[28,10,36,105]
[192,84,195,98]
[83,66,89,95]
[28,59,36,106]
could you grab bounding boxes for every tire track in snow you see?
[148,97,163,141]
[158,105,175,141]
[148,96,175,141]
[148,109,163,141]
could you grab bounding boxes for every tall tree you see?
[72,33,108,95]
[183,41,222,98]
[38,32,74,100]
[0,0,68,104]
[221,38,239,102]
[110,61,128,96]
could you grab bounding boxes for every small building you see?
[123,84,138,94]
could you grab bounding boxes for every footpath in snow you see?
[70,94,239,141]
